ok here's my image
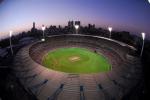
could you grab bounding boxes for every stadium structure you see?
[13,34,142,100]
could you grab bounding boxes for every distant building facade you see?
[68,21,74,28]
[31,22,36,33]
[68,21,81,27]
[33,22,35,29]
[75,21,81,27]
[88,24,95,29]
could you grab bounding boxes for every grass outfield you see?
[42,47,111,74]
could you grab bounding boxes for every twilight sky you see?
[0,0,150,39]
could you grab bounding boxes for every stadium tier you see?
[13,34,142,100]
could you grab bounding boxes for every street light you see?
[41,25,46,41]
[108,27,112,38]
[140,32,145,57]
[74,25,79,34]
[9,31,13,55]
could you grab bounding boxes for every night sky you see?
[0,0,150,39]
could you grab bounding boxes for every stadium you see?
[13,34,142,100]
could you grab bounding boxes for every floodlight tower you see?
[75,25,79,34]
[9,31,13,55]
[140,32,145,57]
[108,27,112,38]
[41,25,46,41]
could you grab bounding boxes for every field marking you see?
[68,56,81,62]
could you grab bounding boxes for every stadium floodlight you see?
[75,25,79,34]
[41,38,45,42]
[9,31,13,55]
[140,32,146,57]
[108,27,112,38]
[41,25,46,41]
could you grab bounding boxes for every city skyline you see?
[0,0,150,39]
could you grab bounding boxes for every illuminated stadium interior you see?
[13,34,142,100]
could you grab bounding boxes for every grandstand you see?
[13,34,142,100]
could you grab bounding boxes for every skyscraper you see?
[68,21,74,28]
[33,22,35,29]
[75,21,80,27]
[31,22,36,33]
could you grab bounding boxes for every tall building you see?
[88,24,95,29]
[68,21,74,28]
[75,21,80,26]
[33,22,35,29]
[31,22,36,33]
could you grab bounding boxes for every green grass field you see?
[42,47,111,74]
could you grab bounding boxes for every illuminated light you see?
[108,27,112,32]
[74,25,79,34]
[141,32,145,40]
[75,25,79,30]
[41,25,46,41]
[9,31,13,37]
[9,31,13,55]
[108,27,112,38]
[41,38,45,41]
[140,32,146,57]
[42,25,46,31]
